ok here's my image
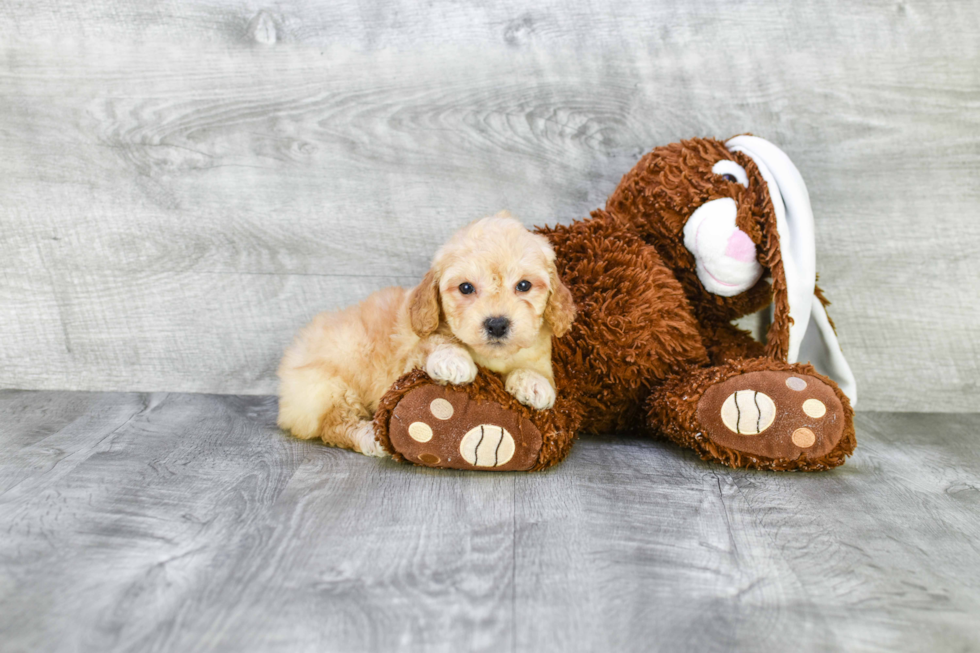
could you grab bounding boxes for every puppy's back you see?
[278,285,413,422]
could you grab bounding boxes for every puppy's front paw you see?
[505,369,556,410]
[351,421,388,458]
[426,346,478,386]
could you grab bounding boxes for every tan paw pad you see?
[459,425,515,467]
[802,399,826,418]
[785,376,808,391]
[429,398,454,420]
[720,391,776,435]
[408,421,433,442]
[792,428,816,448]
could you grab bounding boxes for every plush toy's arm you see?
[702,322,767,366]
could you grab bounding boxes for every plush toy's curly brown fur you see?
[540,213,710,435]
[375,137,856,472]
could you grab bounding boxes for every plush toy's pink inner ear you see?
[724,230,756,263]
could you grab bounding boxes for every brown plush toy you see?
[374,136,858,472]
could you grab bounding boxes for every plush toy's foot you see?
[650,361,855,471]
[698,369,848,461]
[388,383,543,471]
[374,370,577,472]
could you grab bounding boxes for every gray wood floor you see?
[1,390,978,653]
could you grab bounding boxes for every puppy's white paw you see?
[505,369,556,410]
[426,346,478,385]
[351,421,387,458]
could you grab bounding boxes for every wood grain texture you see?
[1,390,979,652]
[1,0,979,410]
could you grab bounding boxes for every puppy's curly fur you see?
[277,211,575,455]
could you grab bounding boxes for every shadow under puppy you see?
[277,212,576,456]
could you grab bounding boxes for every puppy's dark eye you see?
[458,282,475,295]
[721,173,738,183]
[515,280,532,292]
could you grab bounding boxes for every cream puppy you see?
[277,212,576,456]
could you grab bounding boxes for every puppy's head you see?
[409,211,575,359]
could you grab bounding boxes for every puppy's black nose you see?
[484,316,510,339]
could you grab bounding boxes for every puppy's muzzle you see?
[483,316,510,340]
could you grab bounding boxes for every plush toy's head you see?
[606,138,777,329]
[606,136,857,404]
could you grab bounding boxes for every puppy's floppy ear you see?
[408,269,441,337]
[544,265,576,338]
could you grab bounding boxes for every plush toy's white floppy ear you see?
[799,296,858,405]
[726,135,816,362]
[726,135,857,405]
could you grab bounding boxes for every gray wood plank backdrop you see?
[1,0,978,411]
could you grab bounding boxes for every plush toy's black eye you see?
[722,173,738,183]
[458,282,475,295]
[516,280,532,292]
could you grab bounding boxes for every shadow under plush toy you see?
[374,135,858,472]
